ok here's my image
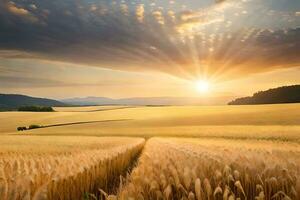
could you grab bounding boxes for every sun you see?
[196,80,210,93]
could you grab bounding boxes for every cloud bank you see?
[0,0,300,81]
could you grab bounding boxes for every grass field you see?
[0,104,300,199]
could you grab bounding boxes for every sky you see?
[0,0,299,102]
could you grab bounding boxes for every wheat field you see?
[0,136,145,200]
[1,104,300,142]
[53,106,132,112]
[0,104,300,199]
[116,138,300,200]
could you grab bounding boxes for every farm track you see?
[17,119,132,132]
[42,119,132,128]
[88,140,145,200]
[104,143,144,195]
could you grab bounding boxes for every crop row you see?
[116,138,300,200]
[0,136,145,200]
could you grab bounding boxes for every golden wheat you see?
[1,104,300,143]
[116,138,300,200]
[0,136,145,200]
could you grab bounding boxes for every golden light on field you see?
[195,80,210,93]
[0,0,299,198]
[1,104,300,199]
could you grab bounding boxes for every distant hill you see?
[62,96,117,106]
[62,96,233,106]
[228,85,300,105]
[0,94,66,111]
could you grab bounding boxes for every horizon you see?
[2,83,299,100]
[2,83,300,106]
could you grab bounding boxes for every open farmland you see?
[53,106,133,112]
[116,138,300,199]
[0,104,300,199]
[0,136,145,200]
[0,104,300,142]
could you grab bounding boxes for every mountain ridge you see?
[0,94,66,110]
[61,96,233,106]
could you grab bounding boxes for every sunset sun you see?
[196,80,210,93]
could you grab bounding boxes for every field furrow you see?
[116,138,300,200]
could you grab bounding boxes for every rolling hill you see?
[229,85,300,105]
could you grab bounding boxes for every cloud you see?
[167,10,176,21]
[152,10,165,24]
[7,2,29,15]
[176,0,231,31]
[215,0,226,3]
[0,0,299,82]
[29,4,37,10]
[136,4,144,23]
[5,1,38,23]
[0,50,37,59]
[120,3,129,15]
[176,10,224,33]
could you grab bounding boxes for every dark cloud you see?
[0,0,299,81]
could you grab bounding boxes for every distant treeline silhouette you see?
[228,85,300,105]
[18,106,54,112]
